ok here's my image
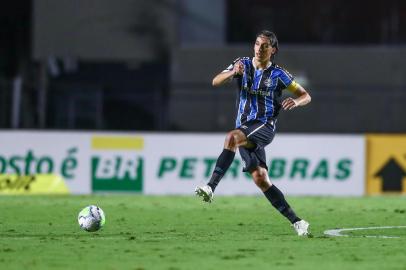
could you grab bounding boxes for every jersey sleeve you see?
[278,68,294,88]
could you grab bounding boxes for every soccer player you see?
[195,30,312,236]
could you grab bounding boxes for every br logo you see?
[92,156,143,192]
[90,136,144,192]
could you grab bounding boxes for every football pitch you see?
[0,195,405,270]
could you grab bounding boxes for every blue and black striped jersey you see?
[224,57,295,128]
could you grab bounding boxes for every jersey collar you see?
[252,57,272,70]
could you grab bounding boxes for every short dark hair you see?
[256,30,279,57]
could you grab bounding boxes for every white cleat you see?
[194,185,214,203]
[293,220,310,236]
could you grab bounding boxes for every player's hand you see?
[282,97,298,110]
[233,61,244,76]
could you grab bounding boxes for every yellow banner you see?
[0,174,69,194]
[91,136,144,150]
[366,135,406,194]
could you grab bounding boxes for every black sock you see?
[264,185,301,224]
[207,149,235,192]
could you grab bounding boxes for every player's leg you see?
[195,129,248,202]
[239,147,300,224]
[250,164,300,222]
[249,162,309,235]
[196,121,266,201]
[207,129,251,191]
[206,121,264,192]
[237,119,310,235]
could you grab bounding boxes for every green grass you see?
[0,195,406,270]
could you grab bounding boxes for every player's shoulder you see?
[273,63,289,72]
[273,63,293,78]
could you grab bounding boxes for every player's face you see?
[254,35,275,62]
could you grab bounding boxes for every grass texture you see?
[0,195,405,270]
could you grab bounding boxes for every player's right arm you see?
[212,60,244,87]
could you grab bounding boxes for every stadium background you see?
[1,0,405,196]
[1,1,406,270]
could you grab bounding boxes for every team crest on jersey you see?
[264,78,272,87]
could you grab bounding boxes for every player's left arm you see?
[282,81,311,111]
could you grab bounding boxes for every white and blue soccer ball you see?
[78,205,106,232]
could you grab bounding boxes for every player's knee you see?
[224,131,240,149]
[252,168,270,190]
[252,167,266,178]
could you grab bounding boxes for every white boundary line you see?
[324,226,406,239]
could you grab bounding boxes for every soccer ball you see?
[78,205,106,232]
